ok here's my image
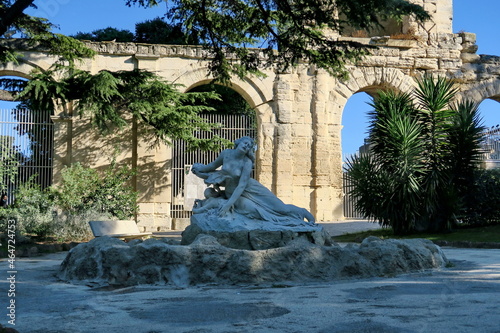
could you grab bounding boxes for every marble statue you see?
[191,136,315,224]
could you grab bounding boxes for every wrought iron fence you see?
[0,108,54,205]
[482,125,500,161]
[342,171,364,219]
[170,113,256,221]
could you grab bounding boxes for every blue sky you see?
[3,0,500,155]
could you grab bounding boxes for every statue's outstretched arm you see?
[192,150,225,177]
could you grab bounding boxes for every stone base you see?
[58,235,448,287]
[181,212,332,250]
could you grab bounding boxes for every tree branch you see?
[0,0,36,36]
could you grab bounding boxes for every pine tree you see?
[127,0,430,81]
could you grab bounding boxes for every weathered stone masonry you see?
[1,0,499,230]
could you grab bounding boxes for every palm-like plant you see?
[347,90,424,234]
[413,76,458,232]
[346,75,485,234]
[449,100,486,217]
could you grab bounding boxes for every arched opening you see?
[478,98,500,169]
[341,92,373,161]
[341,92,373,219]
[170,83,256,226]
[0,75,54,205]
[478,98,500,129]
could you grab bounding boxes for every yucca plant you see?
[449,100,486,219]
[346,75,485,234]
[413,75,459,232]
[347,90,424,234]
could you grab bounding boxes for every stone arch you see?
[0,61,36,102]
[318,67,417,219]
[334,67,416,125]
[0,57,53,79]
[175,66,274,109]
[0,57,58,105]
[458,79,500,133]
[459,79,500,104]
[174,67,277,181]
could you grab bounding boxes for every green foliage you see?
[461,169,500,226]
[449,101,486,199]
[128,0,429,81]
[332,224,500,244]
[12,67,69,111]
[72,27,134,42]
[13,67,230,150]
[348,91,425,234]
[71,18,199,45]
[412,76,462,232]
[56,162,138,220]
[35,33,97,63]
[0,0,49,61]
[8,181,55,237]
[0,135,19,193]
[0,162,139,240]
[135,18,199,44]
[51,210,102,241]
[0,0,96,64]
[3,0,429,81]
[346,75,485,235]
[2,0,430,152]
[0,185,98,242]
[55,163,100,214]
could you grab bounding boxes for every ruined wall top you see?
[339,0,453,38]
[412,0,453,35]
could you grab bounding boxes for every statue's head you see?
[234,136,256,162]
[234,136,255,148]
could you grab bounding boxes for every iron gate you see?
[0,108,54,203]
[170,113,256,221]
[342,172,364,218]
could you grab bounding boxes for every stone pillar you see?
[133,54,172,231]
[272,73,294,202]
[406,0,453,35]
[134,119,172,232]
[254,103,276,189]
[310,71,345,221]
[50,116,72,186]
[310,70,330,220]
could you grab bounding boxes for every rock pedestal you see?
[181,212,332,250]
[58,235,448,287]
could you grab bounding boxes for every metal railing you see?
[0,108,53,204]
[342,171,364,219]
[482,125,500,161]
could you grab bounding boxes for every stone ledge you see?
[181,212,330,250]
[181,223,331,250]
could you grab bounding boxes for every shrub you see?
[461,169,500,226]
[55,163,100,214]
[346,75,485,234]
[8,182,55,237]
[0,162,138,241]
[51,210,106,241]
[55,162,138,220]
